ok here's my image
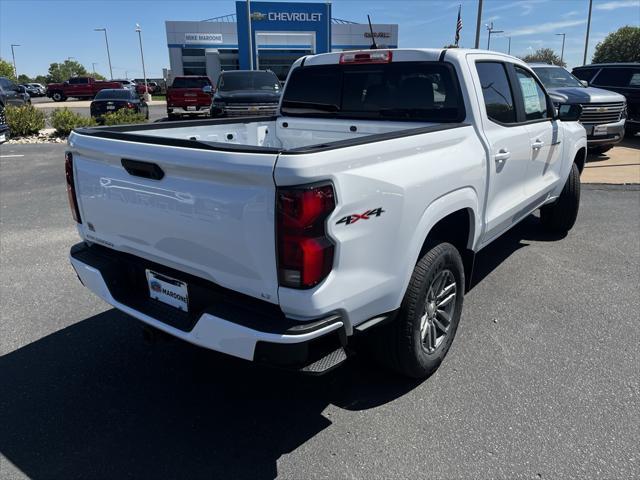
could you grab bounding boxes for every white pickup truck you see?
[67,48,586,378]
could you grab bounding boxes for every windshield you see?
[281,62,464,123]
[172,77,211,88]
[95,89,133,100]
[218,72,280,92]
[532,67,583,88]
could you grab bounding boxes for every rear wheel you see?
[370,242,465,379]
[540,162,581,234]
[51,92,66,102]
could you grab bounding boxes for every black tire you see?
[589,145,613,155]
[51,92,66,102]
[540,162,581,234]
[369,242,465,379]
[167,112,179,121]
[625,126,639,138]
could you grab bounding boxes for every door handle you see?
[532,139,545,150]
[494,149,511,162]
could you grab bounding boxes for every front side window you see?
[476,62,516,124]
[69,78,88,85]
[592,68,638,87]
[515,67,548,121]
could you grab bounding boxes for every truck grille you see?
[224,103,278,116]
[579,102,625,124]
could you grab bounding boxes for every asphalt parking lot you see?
[1,143,639,479]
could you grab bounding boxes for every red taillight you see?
[65,152,82,224]
[127,102,135,108]
[277,183,336,289]
[339,50,392,64]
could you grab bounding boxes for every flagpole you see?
[455,4,462,47]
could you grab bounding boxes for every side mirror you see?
[64,81,69,85]
[580,80,588,87]
[202,85,213,94]
[557,104,582,122]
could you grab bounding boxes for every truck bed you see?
[74,115,454,153]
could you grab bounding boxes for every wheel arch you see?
[575,146,587,174]
[399,188,480,303]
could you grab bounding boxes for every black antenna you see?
[367,15,378,49]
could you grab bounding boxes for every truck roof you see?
[297,47,526,68]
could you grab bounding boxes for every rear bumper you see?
[584,119,625,146]
[167,106,210,116]
[69,243,345,368]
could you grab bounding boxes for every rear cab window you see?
[281,62,465,123]
[171,77,211,89]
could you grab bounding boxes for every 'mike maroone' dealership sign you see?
[185,33,223,44]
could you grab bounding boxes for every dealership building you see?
[165,1,398,81]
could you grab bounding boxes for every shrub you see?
[102,109,147,126]
[5,104,46,137]
[50,108,97,136]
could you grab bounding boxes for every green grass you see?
[151,95,165,101]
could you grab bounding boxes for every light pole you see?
[10,44,20,79]
[94,28,113,79]
[583,0,593,65]
[507,36,511,55]
[474,0,483,48]
[92,62,98,75]
[135,23,151,101]
[556,33,566,64]
[246,0,254,69]
[486,22,503,50]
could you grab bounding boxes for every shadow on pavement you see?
[1,214,555,479]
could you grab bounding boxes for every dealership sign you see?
[184,33,223,44]
[251,11,322,21]
[365,32,391,39]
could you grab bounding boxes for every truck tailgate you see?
[69,132,280,303]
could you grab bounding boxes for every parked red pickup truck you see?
[166,76,213,119]
[46,77,123,102]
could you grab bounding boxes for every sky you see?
[1,0,638,79]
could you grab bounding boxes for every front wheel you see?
[540,162,581,234]
[371,242,465,379]
[51,92,66,102]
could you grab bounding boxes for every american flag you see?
[455,5,462,46]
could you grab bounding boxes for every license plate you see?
[593,125,607,136]
[107,105,115,110]
[146,269,189,312]
[186,106,196,111]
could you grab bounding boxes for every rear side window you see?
[281,62,464,122]
[69,78,88,85]
[476,62,516,124]
[592,67,640,88]
[515,67,548,121]
[171,77,211,88]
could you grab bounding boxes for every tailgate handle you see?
[121,159,164,180]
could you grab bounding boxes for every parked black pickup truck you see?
[210,70,281,117]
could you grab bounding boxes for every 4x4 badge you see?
[336,208,385,225]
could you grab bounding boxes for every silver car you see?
[531,63,626,154]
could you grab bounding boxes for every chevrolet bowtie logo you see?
[250,11,266,20]
[597,107,608,112]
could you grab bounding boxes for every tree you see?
[33,75,48,85]
[520,48,566,67]
[0,58,16,81]
[93,72,107,81]
[592,26,640,63]
[17,74,32,84]
[46,60,89,83]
